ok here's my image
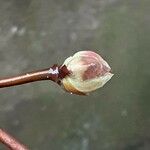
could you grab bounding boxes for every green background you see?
[0,0,150,149]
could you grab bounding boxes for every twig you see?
[0,65,69,149]
[0,128,28,150]
[0,65,70,88]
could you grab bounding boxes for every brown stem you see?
[0,65,70,149]
[0,129,28,150]
[0,65,70,88]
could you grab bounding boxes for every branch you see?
[0,128,28,150]
[0,65,69,149]
[0,65,69,88]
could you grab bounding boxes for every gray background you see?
[0,0,150,149]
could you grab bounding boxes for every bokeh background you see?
[0,0,150,149]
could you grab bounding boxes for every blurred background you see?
[0,0,150,149]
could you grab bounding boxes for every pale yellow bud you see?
[62,51,113,95]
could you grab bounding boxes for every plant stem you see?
[0,128,28,150]
[0,65,70,88]
[0,65,70,149]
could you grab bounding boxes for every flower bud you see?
[61,51,113,95]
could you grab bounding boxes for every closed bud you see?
[62,51,113,95]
